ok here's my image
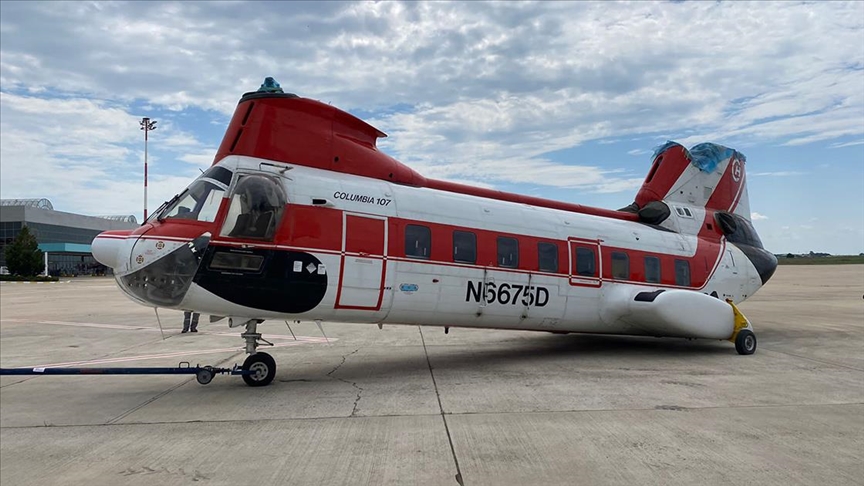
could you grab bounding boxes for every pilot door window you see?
[219,175,287,240]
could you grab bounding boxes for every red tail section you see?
[634,142,750,221]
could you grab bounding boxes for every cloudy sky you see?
[1,1,862,254]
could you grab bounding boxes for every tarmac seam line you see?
[760,347,864,372]
[419,326,465,486]
[104,351,246,425]
[3,402,862,430]
[105,378,194,425]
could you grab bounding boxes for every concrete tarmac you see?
[1,265,862,485]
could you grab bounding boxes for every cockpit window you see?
[220,174,287,240]
[161,180,225,222]
[201,166,233,186]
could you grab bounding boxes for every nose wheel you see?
[242,352,276,387]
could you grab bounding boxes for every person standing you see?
[182,311,200,333]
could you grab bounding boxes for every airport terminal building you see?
[0,199,138,276]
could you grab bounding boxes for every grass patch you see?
[0,275,60,282]
[777,255,864,265]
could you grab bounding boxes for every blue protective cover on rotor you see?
[652,141,746,173]
[651,141,683,160]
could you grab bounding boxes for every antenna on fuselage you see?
[315,319,330,345]
[154,308,166,340]
[284,320,298,341]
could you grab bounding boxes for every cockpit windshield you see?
[161,180,225,222]
[157,166,234,223]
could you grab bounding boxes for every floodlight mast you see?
[140,117,157,221]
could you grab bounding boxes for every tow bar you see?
[0,362,252,385]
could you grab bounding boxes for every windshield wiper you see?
[153,193,183,222]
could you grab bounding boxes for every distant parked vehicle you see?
[0,266,9,275]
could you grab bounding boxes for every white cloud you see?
[179,150,217,166]
[830,140,864,149]
[0,0,862,210]
[750,171,805,177]
[751,212,768,221]
[0,92,213,217]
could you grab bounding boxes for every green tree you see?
[5,226,44,276]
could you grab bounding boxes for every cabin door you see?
[335,213,388,310]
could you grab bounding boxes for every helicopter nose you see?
[92,231,131,269]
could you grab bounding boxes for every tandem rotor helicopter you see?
[88,78,776,387]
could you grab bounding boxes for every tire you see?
[242,352,276,387]
[196,368,214,385]
[735,329,757,355]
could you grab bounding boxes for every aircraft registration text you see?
[465,281,550,307]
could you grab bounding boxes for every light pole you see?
[140,117,157,221]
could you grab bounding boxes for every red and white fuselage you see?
[93,87,776,349]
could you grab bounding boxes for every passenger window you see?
[611,252,630,279]
[219,175,286,240]
[453,231,477,264]
[575,247,596,277]
[497,237,518,268]
[675,259,691,286]
[538,242,558,272]
[644,256,661,283]
[405,225,431,259]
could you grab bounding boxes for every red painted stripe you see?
[425,179,640,222]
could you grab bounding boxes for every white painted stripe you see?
[0,319,336,341]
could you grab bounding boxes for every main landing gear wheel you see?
[242,352,276,387]
[735,329,757,355]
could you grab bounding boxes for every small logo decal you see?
[399,283,419,294]
[155,241,165,250]
[135,255,144,265]
[306,263,317,274]
[731,159,742,183]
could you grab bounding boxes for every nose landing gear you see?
[232,318,277,387]
[726,299,757,355]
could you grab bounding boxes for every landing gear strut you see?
[726,299,757,356]
[234,318,276,387]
